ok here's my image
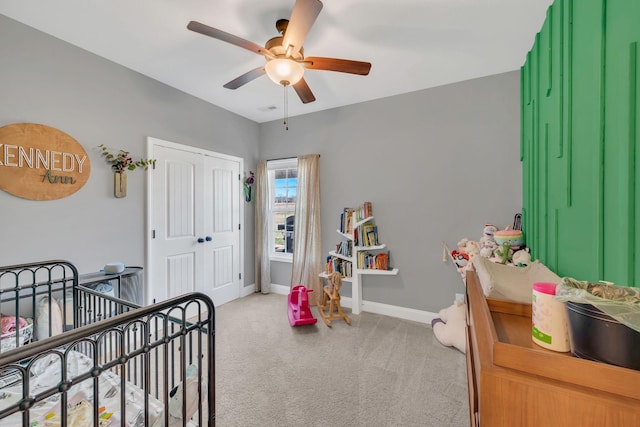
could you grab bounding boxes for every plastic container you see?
[494,229,525,247]
[532,282,570,352]
[566,301,640,370]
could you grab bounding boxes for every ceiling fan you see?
[187,0,371,104]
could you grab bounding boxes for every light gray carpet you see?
[214,293,468,427]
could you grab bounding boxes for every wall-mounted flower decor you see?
[244,171,255,203]
[98,144,156,198]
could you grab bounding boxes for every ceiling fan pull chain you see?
[283,84,289,131]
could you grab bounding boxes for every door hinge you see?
[152,229,156,239]
[238,174,241,180]
[239,273,242,280]
[238,224,241,230]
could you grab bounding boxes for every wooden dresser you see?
[465,268,640,427]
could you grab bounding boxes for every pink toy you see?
[288,285,317,326]
[0,315,27,335]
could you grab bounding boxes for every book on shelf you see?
[335,241,352,257]
[355,201,373,222]
[354,223,378,247]
[356,251,391,270]
[376,252,389,270]
[368,229,378,246]
[325,256,352,278]
[340,208,355,234]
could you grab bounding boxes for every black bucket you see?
[566,301,640,370]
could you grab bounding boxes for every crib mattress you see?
[0,350,164,426]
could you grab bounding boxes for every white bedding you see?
[0,350,165,426]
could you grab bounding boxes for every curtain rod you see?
[266,154,320,162]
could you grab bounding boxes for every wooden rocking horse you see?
[318,272,351,327]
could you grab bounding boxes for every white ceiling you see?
[0,0,553,123]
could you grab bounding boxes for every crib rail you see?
[0,260,78,349]
[0,291,215,426]
[0,261,215,426]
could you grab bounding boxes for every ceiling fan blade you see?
[282,0,323,57]
[223,67,266,89]
[293,78,316,104]
[304,57,371,75]
[187,21,272,57]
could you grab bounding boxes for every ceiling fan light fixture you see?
[265,58,304,86]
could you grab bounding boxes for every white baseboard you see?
[348,299,439,325]
[241,284,257,298]
[270,283,291,295]
[258,283,438,325]
[241,283,290,297]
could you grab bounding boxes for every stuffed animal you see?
[456,238,469,253]
[493,242,513,265]
[464,240,480,258]
[456,238,480,259]
[451,250,469,268]
[512,248,531,267]
[169,364,204,423]
[479,235,498,258]
[431,300,467,353]
[483,224,498,239]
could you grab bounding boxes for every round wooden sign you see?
[0,123,91,200]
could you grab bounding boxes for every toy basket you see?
[0,318,33,353]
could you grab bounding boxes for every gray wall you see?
[0,15,258,288]
[259,71,522,312]
[1,14,522,313]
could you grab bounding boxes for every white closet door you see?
[150,145,204,303]
[148,138,242,307]
[203,155,240,306]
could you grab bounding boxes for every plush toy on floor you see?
[431,300,467,353]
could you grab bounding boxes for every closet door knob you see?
[205,236,213,242]
[197,238,205,243]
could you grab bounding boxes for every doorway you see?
[146,137,243,307]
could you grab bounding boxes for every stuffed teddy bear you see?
[431,300,467,353]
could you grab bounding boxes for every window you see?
[268,158,298,261]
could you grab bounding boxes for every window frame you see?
[267,158,298,263]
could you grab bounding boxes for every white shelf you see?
[355,268,399,276]
[336,229,354,241]
[325,208,399,315]
[328,251,351,262]
[354,216,374,228]
[353,244,386,251]
[319,271,352,282]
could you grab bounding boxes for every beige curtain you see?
[254,160,271,294]
[291,154,322,305]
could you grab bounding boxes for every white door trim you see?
[145,136,245,305]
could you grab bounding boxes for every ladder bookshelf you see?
[320,203,398,314]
